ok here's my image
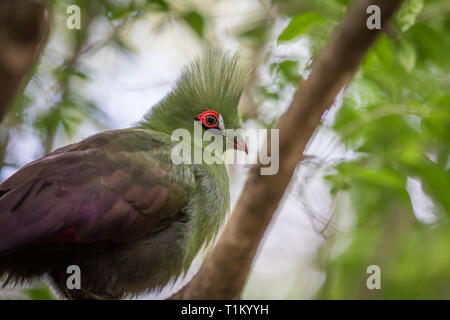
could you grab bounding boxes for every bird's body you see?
[0,51,246,299]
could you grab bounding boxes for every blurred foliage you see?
[317,0,450,298]
[241,0,450,299]
[1,0,450,299]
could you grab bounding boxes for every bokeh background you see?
[0,0,449,299]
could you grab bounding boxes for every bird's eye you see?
[205,115,218,127]
[197,110,220,129]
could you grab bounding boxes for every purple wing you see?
[0,129,190,253]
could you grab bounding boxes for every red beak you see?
[233,137,248,154]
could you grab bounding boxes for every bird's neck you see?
[183,162,229,265]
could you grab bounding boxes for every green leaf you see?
[35,107,60,135]
[397,39,416,72]
[183,11,205,38]
[352,168,405,192]
[397,0,424,32]
[372,35,393,69]
[146,0,169,11]
[238,23,269,42]
[53,66,89,82]
[278,60,302,83]
[60,105,84,138]
[278,12,325,42]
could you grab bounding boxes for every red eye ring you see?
[197,110,219,128]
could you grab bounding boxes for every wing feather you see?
[0,129,193,252]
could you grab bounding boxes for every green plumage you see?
[0,50,246,299]
[140,50,247,135]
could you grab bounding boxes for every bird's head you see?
[140,49,248,155]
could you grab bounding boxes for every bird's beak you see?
[231,136,248,154]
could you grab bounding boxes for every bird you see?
[0,50,248,299]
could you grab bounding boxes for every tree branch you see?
[171,0,404,299]
[0,0,50,122]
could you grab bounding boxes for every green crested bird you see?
[0,50,248,299]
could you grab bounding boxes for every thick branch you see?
[171,0,403,299]
[0,0,50,122]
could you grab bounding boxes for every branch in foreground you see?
[0,0,50,122]
[171,0,404,299]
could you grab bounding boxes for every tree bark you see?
[0,0,50,122]
[171,0,404,300]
